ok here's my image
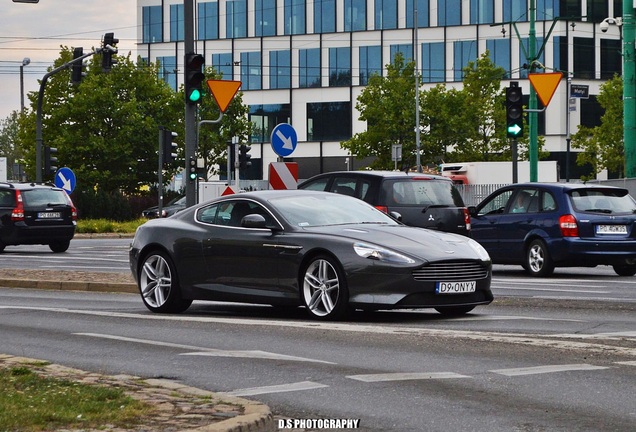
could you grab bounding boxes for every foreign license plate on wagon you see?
[436,281,476,294]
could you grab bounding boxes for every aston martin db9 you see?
[129,190,493,320]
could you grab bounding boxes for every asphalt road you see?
[0,238,635,431]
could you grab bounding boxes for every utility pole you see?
[184,0,197,207]
[623,0,636,178]
[528,0,538,182]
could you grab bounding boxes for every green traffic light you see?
[188,89,202,103]
[189,172,197,180]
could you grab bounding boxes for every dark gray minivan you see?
[298,171,471,236]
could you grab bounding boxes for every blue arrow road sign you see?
[55,167,76,194]
[271,123,297,157]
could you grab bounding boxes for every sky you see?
[0,0,138,121]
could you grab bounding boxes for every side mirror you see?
[241,214,268,228]
[389,211,402,222]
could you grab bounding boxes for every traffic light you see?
[188,157,197,181]
[239,144,252,170]
[185,53,205,105]
[71,47,84,85]
[44,146,58,176]
[506,82,524,138]
[101,32,119,72]
[161,128,178,165]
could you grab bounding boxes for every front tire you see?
[138,251,192,313]
[301,255,349,320]
[525,239,554,277]
[613,265,636,276]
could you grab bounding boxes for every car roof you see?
[509,182,627,192]
[302,170,450,181]
[0,182,63,191]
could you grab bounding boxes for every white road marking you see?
[550,331,636,340]
[347,372,470,382]
[491,285,609,293]
[3,306,636,357]
[615,361,636,366]
[490,363,610,377]
[220,381,328,397]
[74,333,335,364]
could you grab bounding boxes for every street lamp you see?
[20,57,30,112]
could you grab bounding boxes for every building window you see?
[601,39,621,79]
[470,0,494,24]
[421,42,444,83]
[553,36,568,75]
[329,47,351,86]
[307,102,351,141]
[519,37,544,78]
[285,0,306,35]
[212,53,233,79]
[170,4,184,41]
[299,48,321,88]
[580,96,602,128]
[226,0,247,38]
[255,0,276,37]
[438,0,461,26]
[390,44,413,62]
[158,56,177,90]
[374,0,397,30]
[573,37,595,79]
[486,39,510,77]
[344,0,366,31]
[504,0,528,22]
[142,6,163,43]
[359,46,381,85]
[270,50,291,89]
[536,0,555,20]
[587,0,608,22]
[241,52,261,90]
[198,2,219,40]
[453,40,476,81]
[406,0,429,28]
[249,104,291,143]
[314,0,336,33]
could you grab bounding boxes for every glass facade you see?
[390,44,413,62]
[142,6,162,43]
[255,0,276,37]
[307,102,351,141]
[158,56,177,90]
[226,0,247,38]
[374,0,397,30]
[601,39,621,80]
[270,50,291,89]
[170,4,184,41]
[198,2,219,40]
[503,0,527,22]
[329,47,351,87]
[240,51,261,90]
[285,0,306,35]
[344,0,366,31]
[299,48,321,88]
[573,37,596,80]
[359,46,381,85]
[470,0,494,24]
[438,0,461,26]
[406,0,429,28]
[249,104,291,143]
[453,40,477,81]
[486,39,510,77]
[421,42,444,83]
[314,0,336,33]
[212,53,233,79]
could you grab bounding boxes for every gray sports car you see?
[129,190,493,320]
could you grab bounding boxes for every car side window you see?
[541,192,557,212]
[330,177,357,197]
[477,190,514,216]
[301,178,329,191]
[0,191,14,207]
[509,188,539,214]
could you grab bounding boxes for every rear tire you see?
[49,240,70,253]
[0,240,5,253]
[434,306,475,316]
[138,251,192,313]
[525,239,554,277]
[613,265,636,276]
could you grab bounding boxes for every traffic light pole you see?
[528,0,538,182]
[623,0,636,178]
[184,0,197,207]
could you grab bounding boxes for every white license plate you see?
[596,225,627,234]
[436,281,476,294]
[38,212,61,219]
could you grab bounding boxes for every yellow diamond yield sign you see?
[206,80,242,113]
[528,72,563,107]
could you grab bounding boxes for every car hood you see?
[303,224,487,262]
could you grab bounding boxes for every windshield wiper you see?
[585,208,612,214]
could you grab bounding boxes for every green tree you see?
[571,75,623,180]
[0,111,24,179]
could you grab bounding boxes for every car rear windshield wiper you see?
[585,208,613,214]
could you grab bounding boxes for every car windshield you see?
[570,189,636,214]
[383,179,464,207]
[271,194,399,227]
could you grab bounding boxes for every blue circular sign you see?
[270,123,298,157]
[54,167,76,194]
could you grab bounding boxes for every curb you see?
[0,278,138,294]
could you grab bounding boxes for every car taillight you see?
[463,208,471,231]
[559,214,579,237]
[11,190,24,221]
[65,193,78,221]
[375,205,388,214]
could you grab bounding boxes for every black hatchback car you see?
[298,171,471,236]
[470,182,636,276]
[0,182,77,253]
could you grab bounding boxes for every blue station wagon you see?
[469,183,636,277]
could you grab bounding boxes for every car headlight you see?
[353,242,416,264]
[466,238,490,262]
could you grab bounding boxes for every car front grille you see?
[412,261,489,281]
